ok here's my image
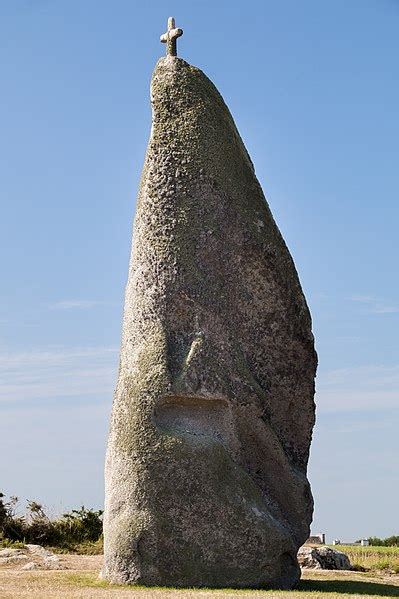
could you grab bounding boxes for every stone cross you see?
[160,17,183,57]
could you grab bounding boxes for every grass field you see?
[0,555,398,599]
[330,546,399,573]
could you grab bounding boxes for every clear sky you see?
[1,0,398,543]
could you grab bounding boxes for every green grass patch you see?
[65,573,122,589]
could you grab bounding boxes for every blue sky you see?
[1,0,398,542]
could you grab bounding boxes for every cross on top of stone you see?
[160,17,183,57]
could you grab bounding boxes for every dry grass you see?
[331,546,399,573]
[0,555,398,599]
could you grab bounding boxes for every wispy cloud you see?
[371,305,399,314]
[319,420,392,435]
[350,294,375,303]
[317,364,399,413]
[349,295,399,314]
[48,300,116,310]
[2,344,397,417]
[0,346,118,403]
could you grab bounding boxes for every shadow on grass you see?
[299,578,399,597]
[66,572,399,596]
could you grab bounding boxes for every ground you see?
[0,555,398,599]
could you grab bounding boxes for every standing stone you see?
[103,51,317,589]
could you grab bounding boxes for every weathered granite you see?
[298,546,352,570]
[0,545,63,570]
[103,55,317,589]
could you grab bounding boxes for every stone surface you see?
[0,548,28,564]
[0,545,63,570]
[0,549,26,559]
[298,546,352,570]
[21,561,38,570]
[103,55,317,589]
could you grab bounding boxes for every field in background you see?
[330,545,399,573]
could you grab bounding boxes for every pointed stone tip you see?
[152,55,200,93]
[156,55,190,68]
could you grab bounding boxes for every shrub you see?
[0,492,103,551]
[0,493,25,541]
[53,506,103,545]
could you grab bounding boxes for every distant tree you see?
[368,536,384,546]
[384,536,399,547]
[368,536,399,547]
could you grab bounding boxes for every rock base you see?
[0,544,65,570]
[298,546,352,570]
